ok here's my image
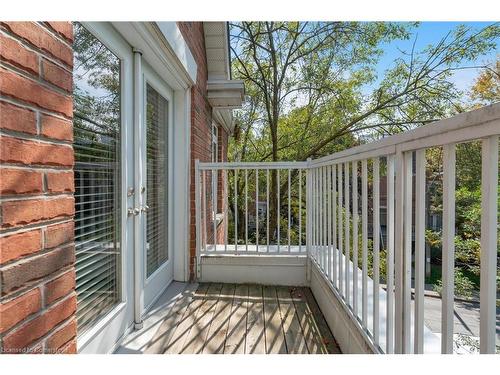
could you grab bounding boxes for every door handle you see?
[141,205,150,213]
[127,207,140,216]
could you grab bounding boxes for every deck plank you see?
[145,283,198,353]
[263,285,287,353]
[302,287,341,354]
[290,286,328,353]
[245,285,266,354]
[143,282,339,355]
[276,286,309,354]
[163,283,210,353]
[182,283,223,353]
[224,284,248,353]
[202,283,236,353]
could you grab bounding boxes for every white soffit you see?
[203,22,230,81]
[203,22,245,133]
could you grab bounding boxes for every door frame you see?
[76,21,194,353]
[141,61,175,310]
[113,22,194,284]
[76,21,135,354]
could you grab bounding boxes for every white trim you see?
[76,21,135,354]
[310,264,375,354]
[132,48,145,330]
[78,303,127,353]
[112,22,196,89]
[200,255,307,286]
[155,22,197,83]
[198,161,309,170]
[172,88,191,282]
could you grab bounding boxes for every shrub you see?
[433,267,475,299]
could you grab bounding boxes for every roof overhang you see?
[207,79,245,109]
[203,22,245,134]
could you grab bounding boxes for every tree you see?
[230,22,500,240]
[469,57,500,106]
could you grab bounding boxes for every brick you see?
[0,289,41,333]
[46,319,76,351]
[1,22,72,67]
[0,67,72,117]
[0,229,42,264]
[2,294,76,350]
[57,338,77,354]
[41,115,73,141]
[44,221,74,249]
[45,22,73,43]
[0,33,38,75]
[44,269,75,305]
[0,101,37,135]
[46,171,74,193]
[1,196,75,228]
[0,136,73,167]
[0,244,75,295]
[41,59,72,92]
[0,169,43,195]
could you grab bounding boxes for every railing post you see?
[372,157,380,347]
[306,158,312,282]
[386,154,395,354]
[480,135,498,354]
[402,151,413,353]
[414,149,426,354]
[194,159,202,280]
[394,151,404,353]
[441,143,456,354]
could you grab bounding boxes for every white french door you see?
[76,23,175,352]
[140,62,174,309]
[75,22,135,353]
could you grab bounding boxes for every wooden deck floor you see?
[145,283,341,354]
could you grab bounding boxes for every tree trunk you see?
[268,120,279,242]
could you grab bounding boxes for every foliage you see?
[229,22,499,241]
[230,22,500,164]
[433,267,475,298]
[424,136,500,293]
[73,22,120,136]
[469,57,500,106]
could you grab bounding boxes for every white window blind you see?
[145,84,169,277]
[73,23,121,334]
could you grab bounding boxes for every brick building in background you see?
[0,22,243,354]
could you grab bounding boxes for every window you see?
[211,124,219,220]
[145,84,169,277]
[73,23,121,334]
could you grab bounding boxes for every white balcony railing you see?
[195,161,309,256]
[195,103,500,354]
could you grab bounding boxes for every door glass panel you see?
[73,23,121,334]
[146,84,169,277]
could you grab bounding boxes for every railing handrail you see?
[198,161,310,170]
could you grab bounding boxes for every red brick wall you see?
[177,22,230,280]
[177,22,211,280]
[0,22,76,354]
